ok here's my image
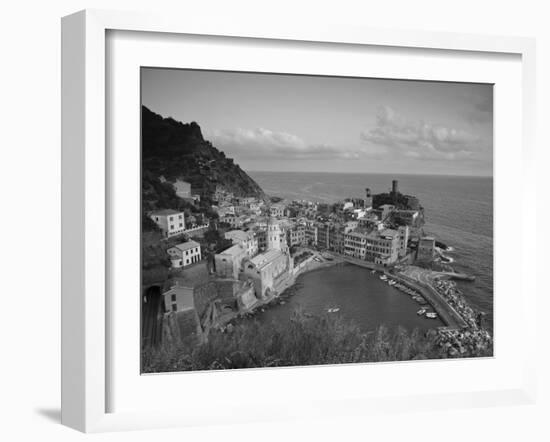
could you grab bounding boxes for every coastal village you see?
[142,178,493,359]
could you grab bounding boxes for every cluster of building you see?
[211,180,431,279]
[148,179,434,277]
[145,179,437,343]
[201,180,433,315]
[213,186,267,229]
[214,219,294,301]
[148,208,207,269]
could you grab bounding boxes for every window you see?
[179,223,183,227]
[171,304,177,312]
[171,294,176,302]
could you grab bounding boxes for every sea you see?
[248,171,494,330]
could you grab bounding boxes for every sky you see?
[141,68,493,176]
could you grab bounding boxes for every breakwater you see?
[396,266,493,356]
[390,273,467,329]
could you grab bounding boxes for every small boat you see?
[426,312,438,319]
[327,307,340,313]
[380,275,388,281]
[417,308,426,316]
[371,270,376,274]
[388,280,396,286]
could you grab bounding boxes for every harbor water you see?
[256,263,444,332]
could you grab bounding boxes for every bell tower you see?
[364,188,373,209]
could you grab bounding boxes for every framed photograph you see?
[61,9,537,432]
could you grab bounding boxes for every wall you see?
[215,245,248,279]
[162,308,203,346]
[1,1,548,441]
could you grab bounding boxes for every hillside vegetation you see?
[142,106,266,212]
[141,311,492,373]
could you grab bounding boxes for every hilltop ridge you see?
[142,106,266,213]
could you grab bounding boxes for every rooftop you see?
[151,209,181,216]
[249,249,284,270]
[225,230,251,243]
[172,240,200,252]
[379,229,399,239]
[346,229,368,239]
[218,244,246,257]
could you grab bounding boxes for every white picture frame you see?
[61,9,537,433]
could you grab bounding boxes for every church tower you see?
[364,188,373,209]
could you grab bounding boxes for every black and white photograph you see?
[4,0,550,439]
[140,68,494,373]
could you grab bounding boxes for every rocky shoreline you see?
[431,278,493,357]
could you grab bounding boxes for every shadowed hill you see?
[142,106,266,208]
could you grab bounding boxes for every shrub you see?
[141,311,453,373]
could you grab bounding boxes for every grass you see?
[140,310,475,373]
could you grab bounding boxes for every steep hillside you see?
[142,106,266,206]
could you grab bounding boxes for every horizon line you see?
[246,170,493,179]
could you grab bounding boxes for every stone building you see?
[214,243,249,280]
[215,230,259,280]
[225,230,258,257]
[365,229,400,265]
[269,203,286,218]
[150,209,185,238]
[167,240,201,268]
[241,249,292,299]
[266,219,289,252]
[287,223,306,247]
[344,229,368,259]
[397,225,410,258]
[417,236,436,263]
[173,179,191,199]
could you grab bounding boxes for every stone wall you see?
[235,282,257,311]
[162,308,204,346]
[193,281,220,319]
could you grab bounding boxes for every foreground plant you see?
[142,311,493,373]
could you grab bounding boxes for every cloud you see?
[205,127,359,160]
[360,106,487,161]
[465,92,493,124]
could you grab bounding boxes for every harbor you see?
[254,262,445,333]
[325,252,469,329]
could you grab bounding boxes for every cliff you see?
[142,106,266,206]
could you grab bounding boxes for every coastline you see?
[235,249,492,357]
[242,251,344,313]
[215,251,344,329]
